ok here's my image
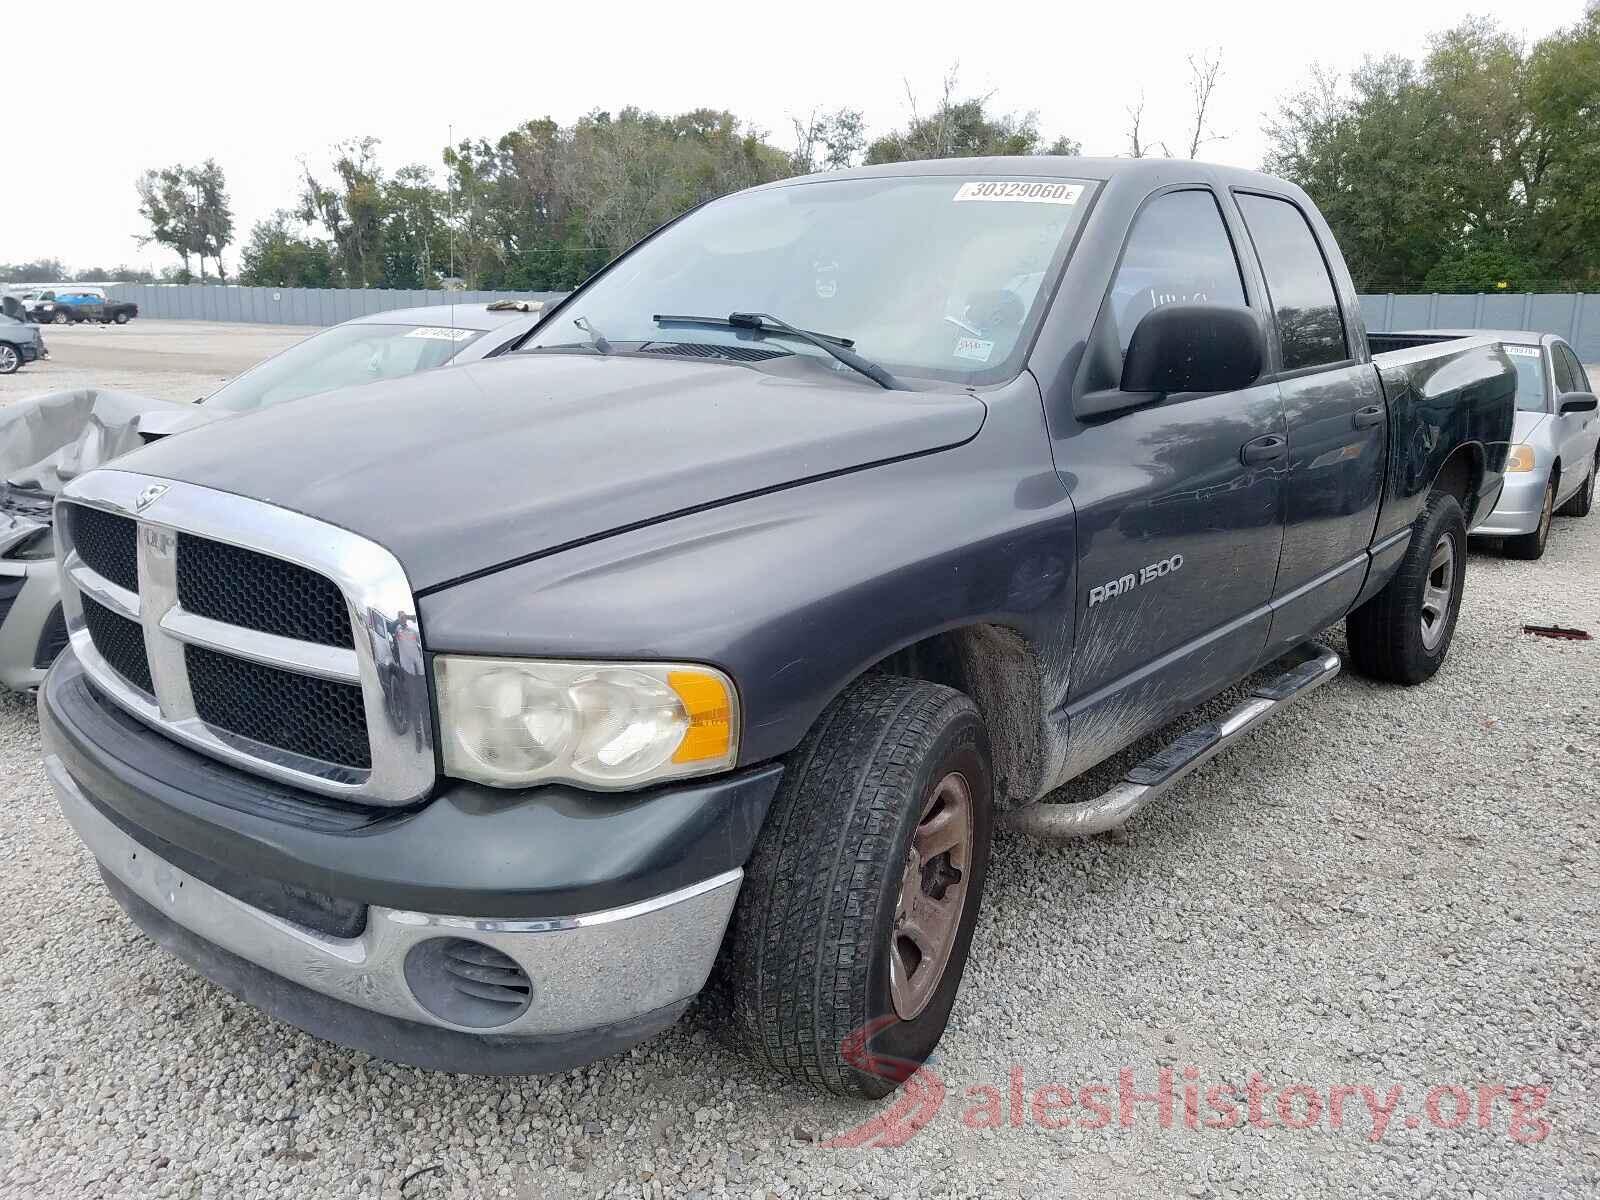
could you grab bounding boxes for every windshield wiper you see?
[572,315,612,354]
[653,312,897,390]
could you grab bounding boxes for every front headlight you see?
[435,656,739,789]
[1506,445,1536,473]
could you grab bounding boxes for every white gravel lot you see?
[0,324,1596,1199]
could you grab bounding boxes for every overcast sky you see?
[4,0,1586,273]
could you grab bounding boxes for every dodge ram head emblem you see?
[135,483,169,512]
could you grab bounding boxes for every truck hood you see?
[117,354,987,592]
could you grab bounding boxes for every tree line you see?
[119,67,1187,293]
[237,77,1090,293]
[1267,5,1600,292]
[16,9,1599,295]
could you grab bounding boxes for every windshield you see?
[520,175,1097,384]
[1507,345,1548,413]
[203,322,485,414]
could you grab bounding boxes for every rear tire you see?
[1557,456,1595,518]
[727,674,992,1098]
[1504,478,1555,559]
[1347,491,1468,685]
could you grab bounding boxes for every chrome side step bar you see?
[1004,642,1341,841]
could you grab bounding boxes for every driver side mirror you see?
[1077,304,1265,420]
[1558,392,1598,415]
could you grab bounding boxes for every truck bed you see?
[1366,333,1516,545]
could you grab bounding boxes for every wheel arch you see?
[859,622,1049,809]
[1431,442,1484,524]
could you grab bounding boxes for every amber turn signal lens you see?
[1506,445,1536,473]
[669,670,735,764]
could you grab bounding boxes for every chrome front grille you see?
[55,470,434,805]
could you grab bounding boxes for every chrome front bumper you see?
[48,753,741,1041]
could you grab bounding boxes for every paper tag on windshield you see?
[954,337,995,362]
[955,181,1083,205]
[1505,345,1540,358]
[405,326,476,342]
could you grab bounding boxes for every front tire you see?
[51,311,68,325]
[727,675,993,1098]
[1557,456,1595,519]
[114,312,130,325]
[1504,478,1555,559]
[0,345,19,375]
[1347,491,1468,685]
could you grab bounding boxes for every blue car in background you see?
[8,288,125,324]
[50,291,108,324]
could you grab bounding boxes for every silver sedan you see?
[1408,330,1598,559]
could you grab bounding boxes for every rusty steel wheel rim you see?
[889,771,973,1021]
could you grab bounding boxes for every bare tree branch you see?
[1186,49,1226,159]
[1126,92,1149,158]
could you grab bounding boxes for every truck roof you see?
[761,155,1297,193]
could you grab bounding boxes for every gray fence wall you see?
[102,284,1600,360]
[102,284,566,327]
[1359,293,1600,362]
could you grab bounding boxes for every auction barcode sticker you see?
[955,181,1083,205]
[406,326,477,342]
[1505,345,1541,358]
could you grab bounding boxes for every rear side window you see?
[1558,344,1590,392]
[1236,193,1348,371]
[1107,190,1247,355]
[1552,346,1575,393]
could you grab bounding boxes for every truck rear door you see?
[1057,187,1287,776]
[1232,191,1386,660]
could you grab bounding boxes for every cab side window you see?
[1107,190,1247,356]
[1236,193,1348,371]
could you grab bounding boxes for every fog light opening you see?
[403,937,533,1028]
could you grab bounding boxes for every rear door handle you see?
[1353,404,1385,430]
[1240,434,1288,465]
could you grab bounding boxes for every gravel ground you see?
[0,327,1596,1198]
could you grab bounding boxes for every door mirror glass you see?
[1558,392,1598,415]
[1121,303,1265,396]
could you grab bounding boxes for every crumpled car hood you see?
[0,388,206,497]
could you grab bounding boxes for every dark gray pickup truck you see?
[40,158,1514,1097]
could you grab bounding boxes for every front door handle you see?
[1241,434,1288,465]
[1353,403,1385,430]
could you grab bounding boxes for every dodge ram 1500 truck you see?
[40,158,1514,1098]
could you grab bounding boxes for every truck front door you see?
[1055,187,1287,779]
[1233,191,1386,660]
